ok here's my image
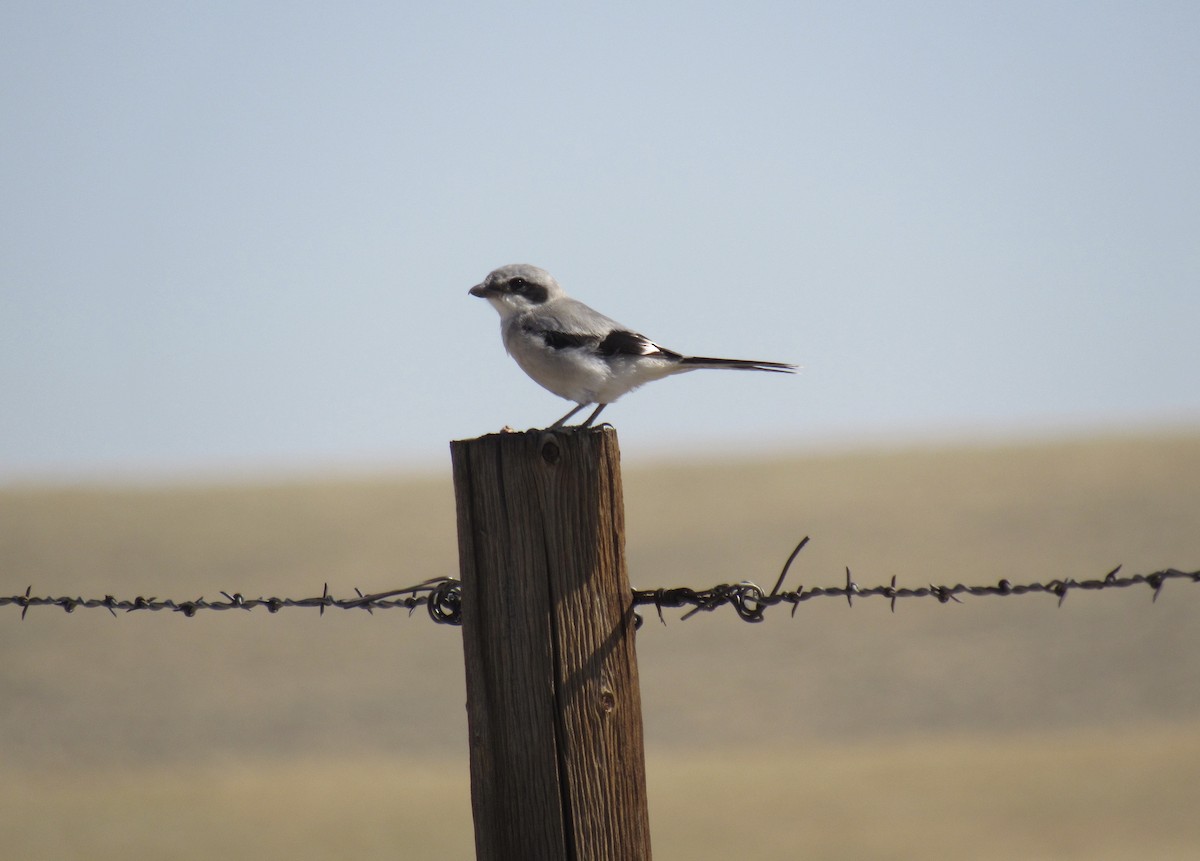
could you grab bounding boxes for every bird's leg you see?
[580,403,607,428]
[550,403,588,428]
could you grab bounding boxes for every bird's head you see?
[469,264,563,318]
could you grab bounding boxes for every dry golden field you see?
[2,431,1199,859]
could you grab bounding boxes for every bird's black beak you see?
[469,283,490,298]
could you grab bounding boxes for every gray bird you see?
[469,264,796,428]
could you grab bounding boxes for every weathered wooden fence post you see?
[450,426,651,860]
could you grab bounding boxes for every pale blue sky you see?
[2,2,1198,481]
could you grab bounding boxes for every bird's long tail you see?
[679,356,797,373]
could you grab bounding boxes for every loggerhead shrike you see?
[469,263,796,428]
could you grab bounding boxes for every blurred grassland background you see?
[2,431,1199,860]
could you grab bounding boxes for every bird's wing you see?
[524,298,682,361]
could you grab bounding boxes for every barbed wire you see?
[0,579,464,624]
[3,537,1197,624]
[634,538,1200,623]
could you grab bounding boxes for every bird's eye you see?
[509,278,527,293]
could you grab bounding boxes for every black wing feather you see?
[597,329,682,361]
[539,329,599,350]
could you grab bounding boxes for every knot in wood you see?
[599,690,616,713]
[539,438,561,464]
